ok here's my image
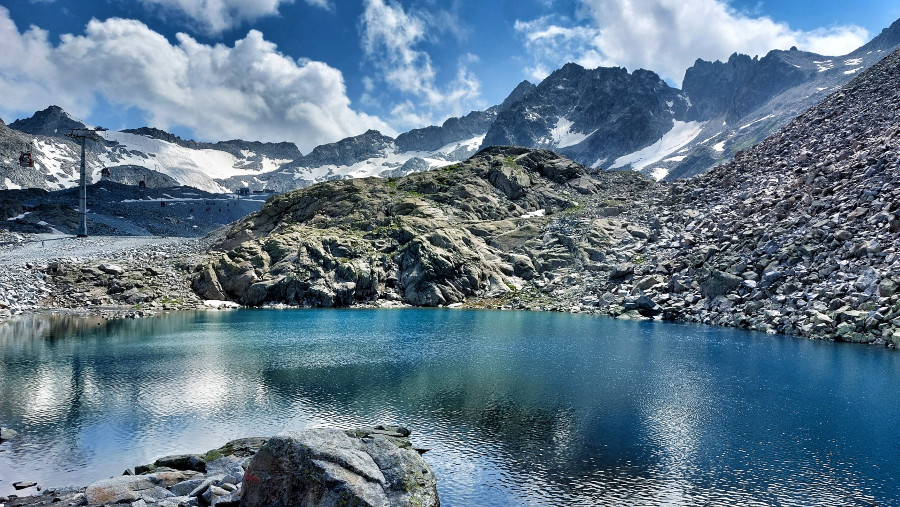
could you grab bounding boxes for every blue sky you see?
[1,0,898,152]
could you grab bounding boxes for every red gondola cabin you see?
[18,152,34,168]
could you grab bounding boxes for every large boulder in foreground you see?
[241,426,438,507]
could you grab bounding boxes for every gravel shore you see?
[0,231,218,321]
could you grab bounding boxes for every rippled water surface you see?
[1,309,899,505]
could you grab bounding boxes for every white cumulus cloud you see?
[516,0,870,84]
[0,7,391,153]
[137,0,332,34]
[359,0,482,129]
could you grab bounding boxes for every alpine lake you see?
[0,308,898,505]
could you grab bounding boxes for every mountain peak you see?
[9,105,87,138]
[498,80,536,112]
[856,16,900,54]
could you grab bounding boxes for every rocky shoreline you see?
[0,426,438,507]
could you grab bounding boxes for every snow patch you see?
[844,58,862,66]
[609,121,705,171]
[4,178,21,190]
[663,155,687,162]
[436,134,485,155]
[713,140,726,152]
[549,117,594,149]
[651,167,669,181]
[844,67,862,75]
[813,60,834,72]
[520,209,546,218]
[739,114,775,130]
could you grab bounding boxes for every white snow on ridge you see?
[4,179,21,190]
[289,135,486,183]
[100,131,270,193]
[607,121,705,171]
[436,134,485,156]
[550,117,595,149]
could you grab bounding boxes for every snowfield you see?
[607,121,705,172]
[100,131,290,193]
[548,117,595,149]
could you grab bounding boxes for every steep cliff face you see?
[682,51,815,122]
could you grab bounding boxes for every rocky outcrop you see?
[192,147,647,308]
[396,109,496,153]
[242,426,438,507]
[295,130,395,169]
[103,165,180,188]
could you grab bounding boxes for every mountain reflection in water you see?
[0,309,898,505]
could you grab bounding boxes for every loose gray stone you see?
[168,478,206,497]
[98,263,125,276]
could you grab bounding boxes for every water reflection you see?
[0,310,898,505]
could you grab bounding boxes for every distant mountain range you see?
[2,16,899,193]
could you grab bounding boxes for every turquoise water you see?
[0,309,898,505]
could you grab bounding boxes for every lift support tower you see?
[65,127,106,237]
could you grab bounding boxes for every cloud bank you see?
[136,0,332,34]
[0,7,390,153]
[516,0,869,83]
[359,0,482,129]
